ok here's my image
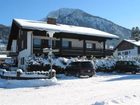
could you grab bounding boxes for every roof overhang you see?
[14,18,119,39]
[7,18,119,50]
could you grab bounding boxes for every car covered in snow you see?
[115,61,140,74]
[64,61,96,77]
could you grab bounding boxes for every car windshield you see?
[70,62,80,67]
[81,62,93,68]
[131,61,139,66]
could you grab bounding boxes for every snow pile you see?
[26,55,140,72]
[0,77,57,88]
[26,56,68,69]
[26,56,44,65]
[52,57,68,69]
[95,57,116,72]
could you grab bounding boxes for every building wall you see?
[114,47,138,57]
[32,37,103,50]
[18,31,32,71]
[63,38,83,48]
[63,38,102,49]
[11,40,17,52]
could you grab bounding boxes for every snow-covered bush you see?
[25,55,140,73]
[94,57,117,72]
[26,56,68,73]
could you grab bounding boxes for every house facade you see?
[7,18,119,70]
[114,39,140,57]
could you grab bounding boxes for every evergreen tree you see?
[131,27,140,41]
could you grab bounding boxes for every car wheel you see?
[64,71,69,76]
[89,74,93,77]
[116,70,121,73]
[131,71,136,74]
[75,72,80,78]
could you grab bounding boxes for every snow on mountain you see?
[45,8,131,46]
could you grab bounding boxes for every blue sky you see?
[0,0,140,29]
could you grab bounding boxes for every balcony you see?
[33,47,113,57]
[60,48,113,57]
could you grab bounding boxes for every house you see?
[7,18,119,70]
[114,39,140,57]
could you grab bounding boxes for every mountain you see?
[0,24,10,51]
[44,8,131,47]
[0,24,10,43]
[0,8,131,50]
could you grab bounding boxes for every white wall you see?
[63,38,102,48]
[11,40,17,52]
[18,31,32,71]
[114,47,138,57]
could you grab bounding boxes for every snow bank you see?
[0,77,57,88]
[94,96,140,105]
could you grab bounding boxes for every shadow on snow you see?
[105,74,140,82]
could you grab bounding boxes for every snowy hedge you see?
[25,55,140,73]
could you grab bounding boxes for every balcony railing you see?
[33,47,113,57]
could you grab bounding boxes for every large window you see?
[86,43,92,49]
[33,38,41,48]
[62,40,71,48]
[86,43,96,50]
[21,57,24,65]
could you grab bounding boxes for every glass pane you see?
[86,43,92,48]
[33,38,41,47]
[62,40,69,48]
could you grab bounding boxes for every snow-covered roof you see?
[14,18,119,39]
[124,39,140,46]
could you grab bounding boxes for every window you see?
[118,52,121,55]
[92,43,96,50]
[62,40,71,48]
[48,40,56,48]
[21,41,24,49]
[33,38,41,48]
[21,57,24,65]
[125,51,128,55]
[86,43,92,49]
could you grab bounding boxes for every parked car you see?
[115,61,140,74]
[64,61,96,77]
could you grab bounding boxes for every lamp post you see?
[47,31,55,78]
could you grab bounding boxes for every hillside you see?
[0,24,10,51]
[0,24,10,43]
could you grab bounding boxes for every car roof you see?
[72,60,92,62]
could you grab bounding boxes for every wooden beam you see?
[83,40,86,56]
[59,38,62,56]
[103,40,106,57]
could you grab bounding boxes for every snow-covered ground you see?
[0,73,140,105]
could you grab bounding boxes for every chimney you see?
[47,17,56,25]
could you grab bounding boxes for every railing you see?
[33,47,113,57]
[60,48,113,57]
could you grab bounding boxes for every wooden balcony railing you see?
[33,47,113,57]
